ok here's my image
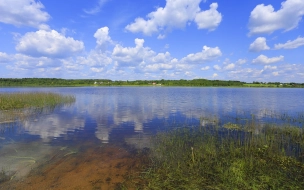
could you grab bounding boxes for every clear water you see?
[1,87,304,187]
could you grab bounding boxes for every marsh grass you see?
[139,122,304,189]
[0,92,75,111]
[0,92,75,127]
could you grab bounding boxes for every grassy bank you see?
[0,92,75,125]
[125,122,304,189]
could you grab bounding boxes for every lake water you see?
[1,87,304,188]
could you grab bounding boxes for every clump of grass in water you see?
[140,122,304,189]
[0,92,75,124]
[0,92,75,111]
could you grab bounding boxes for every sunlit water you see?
[0,87,304,187]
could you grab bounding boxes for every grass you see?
[0,92,75,125]
[0,92,75,111]
[127,120,304,189]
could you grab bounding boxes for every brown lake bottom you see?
[0,144,147,190]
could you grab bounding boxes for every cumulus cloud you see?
[0,0,50,29]
[248,0,304,35]
[91,67,104,73]
[16,30,84,58]
[224,63,235,70]
[263,65,277,70]
[212,73,218,78]
[76,50,112,67]
[194,3,222,30]
[181,46,222,64]
[94,26,112,48]
[213,65,221,70]
[252,54,284,64]
[249,37,270,52]
[0,52,10,63]
[236,59,247,65]
[125,0,222,36]
[143,52,175,72]
[112,38,155,66]
[144,63,174,72]
[272,72,279,76]
[10,54,59,70]
[274,36,304,49]
[201,66,210,71]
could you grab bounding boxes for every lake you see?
[1,87,304,188]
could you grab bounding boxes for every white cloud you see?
[213,64,221,70]
[224,63,235,70]
[84,0,109,15]
[248,0,304,35]
[150,52,171,63]
[112,38,155,66]
[263,65,277,70]
[252,54,284,64]
[0,0,50,29]
[201,66,210,71]
[181,46,222,64]
[272,72,279,76]
[94,26,112,47]
[0,52,10,63]
[194,3,222,30]
[144,63,174,72]
[212,73,218,78]
[125,0,222,36]
[249,37,270,52]
[76,50,112,67]
[157,34,166,39]
[274,36,304,49]
[236,59,247,65]
[10,54,59,70]
[112,42,175,72]
[91,67,104,73]
[16,30,84,58]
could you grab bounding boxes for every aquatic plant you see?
[0,92,75,126]
[139,122,304,189]
[0,92,75,111]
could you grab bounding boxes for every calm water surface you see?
[0,87,304,185]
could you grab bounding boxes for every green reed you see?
[0,92,75,110]
[139,121,304,189]
[0,92,75,125]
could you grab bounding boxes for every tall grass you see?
[0,92,75,125]
[0,92,75,110]
[140,122,304,189]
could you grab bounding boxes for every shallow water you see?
[0,87,304,188]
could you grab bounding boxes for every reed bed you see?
[0,92,75,111]
[0,92,75,125]
[138,122,304,189]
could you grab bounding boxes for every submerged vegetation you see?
[125,120,304,189]
[0,92,75,125]
[1,78,304,87]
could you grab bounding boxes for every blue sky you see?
[0,0,303,82]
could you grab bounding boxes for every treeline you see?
[0,78,303,87]
[0,78,111,86]
[122,79,246,86]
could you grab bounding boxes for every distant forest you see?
[0,78,303,88]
